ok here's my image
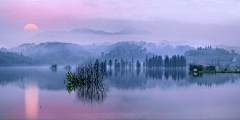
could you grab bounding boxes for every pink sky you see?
[1,0,240,29]
[0,0,240,48]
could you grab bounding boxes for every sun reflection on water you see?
[25,84,39,119]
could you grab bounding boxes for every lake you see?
[1,67,240,120]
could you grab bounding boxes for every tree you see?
[131,57,134,68]
[189,64,204,71]
[108,59,113,68]
[180,55,186,67]
[177,55,180,67]
[94,59,100,72]
[145,55,149,67]
[157,55,163,67]
[121,58,125,68]
[164,55,170,68]
[136,60,141,68]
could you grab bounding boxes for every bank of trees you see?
[0,51,40,66]
[143,55,186,68]
[105,55,186,69]
[10,42,90,65]
[185,46,238,65]
[111,57,135,68]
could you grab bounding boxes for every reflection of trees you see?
[66,79,108,104]
[136,68,141,77]
[50,68,57,72]
[145,68,186,81]
[0,67,66,90]
[0,68,26,86]
[164,68,186,81]
[187,73,240,87]
[109,68,188,90]
[108,68,240,89]
[145,68,163,80]
[108,68,147,90]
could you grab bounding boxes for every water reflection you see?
[164,68,186,81]
[1,67,240,120]
[50,68,57,72]
[145,68,163,80]
[108,68,240,89]
[112,68,187,81]
[67,81,108,104]
[0,67,66,90]
[187,73,240,87]
[0,67,240,91]
[145,68,187,81]
[109,68,147,90]
[25,84,39,119]
[136,68,141,77]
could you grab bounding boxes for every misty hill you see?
[0,51,40,66]
[66,26,152,35]
[3,41,239,67]
[80,41,196,58]
[116,41,196,56]
[0,47,8,52]
[33,26,152,38]
[103,41,153,60]
[10,42,90,64]
[217,45,240,54]
[185,46,240,66]
[116,26,152,35]
[69,28,111,35]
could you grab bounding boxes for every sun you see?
[23,23,39,32]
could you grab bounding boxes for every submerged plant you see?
[64,59,108,104]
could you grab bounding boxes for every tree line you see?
[143,55,186,68]
[105,55,186,69]
[0,51,40,66]
[108,57,140,68]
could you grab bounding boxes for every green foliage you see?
[65,71,82,93]
[189,64,204,71]
[0,51,40,66]
[205,65,216,71]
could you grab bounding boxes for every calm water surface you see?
[0,67,240,120]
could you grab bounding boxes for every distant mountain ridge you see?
[118,26,152,35]
[33,26,152,38]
